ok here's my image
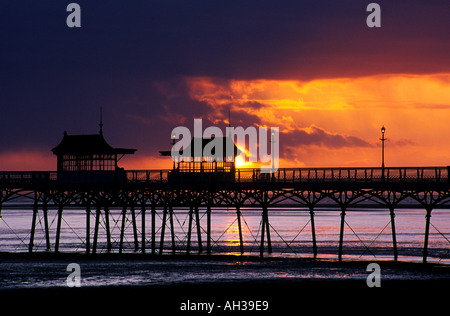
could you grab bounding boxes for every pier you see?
[1,166,450,263]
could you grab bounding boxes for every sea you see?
[0,207,450,290]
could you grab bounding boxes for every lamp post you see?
[171,133,176,170]
[380,126,386,180]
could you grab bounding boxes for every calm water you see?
[2,256,450,290]
[1,207,450,289]
[1,207,449,263]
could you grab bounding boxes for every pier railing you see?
[126,167,449,184]
[1,167,448,187]
[0,171,57,186]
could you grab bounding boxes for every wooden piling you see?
[423,207,432,263]
[141,205,146,253]
[93,206,101,254]
[159,205,167,255]
[43,201,51,251]
[260,207,266,258]
[309,205,317,258]
[55,204,63,252]
[131,205,139,251]
[338,206,347,261]
[105,206,112,252]
[236,206,244,254]
[187,206,193,255]
[151,204,156,255]
[195,206,202,253]
[265,205,272,254]
[206,205,211,254]
[92,206,101,254]
[260,205,271,257]
[169,205,176,253]
[29,199,38,253]
[266,213,272,253]
[85,206,91,254]
[389,206,398,261]
[119,206,126,253]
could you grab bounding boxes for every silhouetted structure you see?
[1,126,450,263]
[160,137,240,183]
[52,129,136,184]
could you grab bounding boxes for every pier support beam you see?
[423,207,432,264]
[151,205,156,255]
[260,205,272,257]
[260,209,265,257]
[105,206,112,252]
[43,201,51,251]
[236,206,244,254]
[131,205,139,252]
[55,204,63,252]
[266,207,272,254]
[389,206,398,261]
[338,206,347,262]
[86,206,91,254]
[119,206,126,253]
[160,205,167,255]
[93,206,101,254]
[170,205,176,253]
[187,206,193,255]
[29,199,38,253]
[309,205,317,258]
[195,206,202,253]
[141,205,146,254]
[206,205,211,255]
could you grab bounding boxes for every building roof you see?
[52,131,137,155]
[160,137,240,159]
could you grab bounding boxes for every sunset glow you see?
[2,1,450,302]
[186,73,450,167]
[1,2,449,171]
[1,73,450,170]
[235,156,254,168]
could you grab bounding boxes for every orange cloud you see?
[185,73,450,167]
[0,151,55,171]
[3,74,450,171]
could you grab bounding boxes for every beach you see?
[1,253,449,314]
[1,207,449,314]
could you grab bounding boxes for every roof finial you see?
[99,107,103,135]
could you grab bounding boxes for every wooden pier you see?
[1,166,450,263]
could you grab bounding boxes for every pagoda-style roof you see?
[52,131,136,155]
[160,137,240,159]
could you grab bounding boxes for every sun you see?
[235,155,253,168]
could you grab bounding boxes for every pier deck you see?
[1,167,450,263]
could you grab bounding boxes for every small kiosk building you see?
[160,137,240,183]
[52,129,136,184]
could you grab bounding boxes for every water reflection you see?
[0,208,449,264]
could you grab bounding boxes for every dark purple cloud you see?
[0,0,448,162]
[281,126,372,154]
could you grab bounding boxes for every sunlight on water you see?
[0,207,449,264]
[1,206,450,289]
[2,256,450,289]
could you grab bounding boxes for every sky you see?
[0,0,449,170]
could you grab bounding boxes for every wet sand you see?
[1,253,449,314]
